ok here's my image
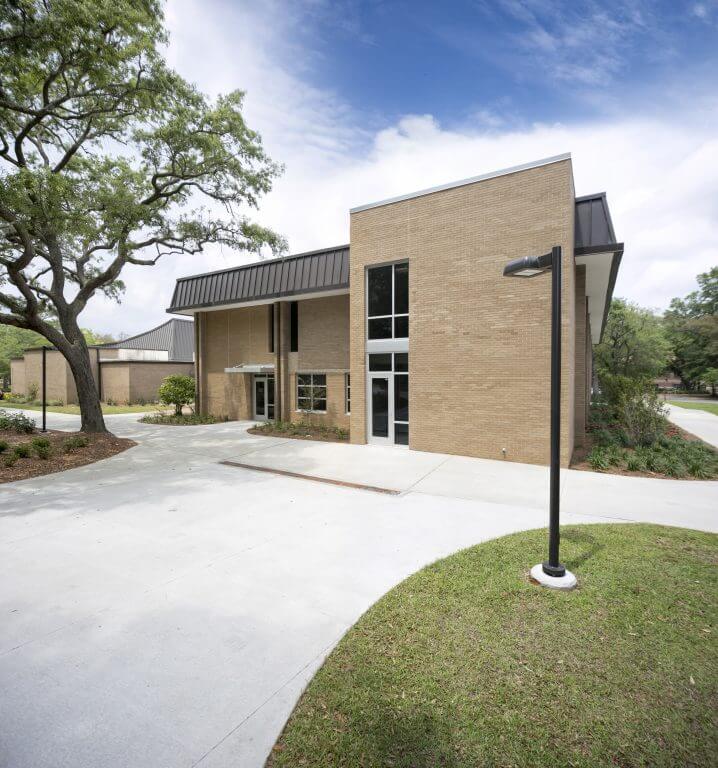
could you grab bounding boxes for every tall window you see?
[345,374,351,414]
[367,262,408,339]
[297,373,326,412]
[290,301,298,352]
[268,305,275,353]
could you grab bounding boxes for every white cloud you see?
[79,0,718,336]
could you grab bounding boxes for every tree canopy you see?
[664,267,718,390]
[0,0,283,429]
[595,298,671,380]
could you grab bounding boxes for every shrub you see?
[63,435,89,452]
[27,383,38,401]
[31,436,52,459]
[158,375,195,416]
[13,443,32,458]
[598,374,667,447]
[3,453,17,467]
[587,446,610,472]
[0,409,36,434]
[0,439,8,453]
[625,453,647,473]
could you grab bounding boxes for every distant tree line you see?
[596,266,718,396]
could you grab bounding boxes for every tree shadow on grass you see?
[349,702,459,768]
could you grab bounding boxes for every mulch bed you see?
[570,423,715,480]
[0,429,136,484]
[248,426,348,443]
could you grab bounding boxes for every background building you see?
[9,318,195,405]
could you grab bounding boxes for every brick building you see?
[168,154,622,466]
[10,318,194,405]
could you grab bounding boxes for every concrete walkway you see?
[0,410,716,768]
[667,402,718,449]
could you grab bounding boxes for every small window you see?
[394,353,408,372]
[369,353,392,371]
[268,305,275,353]
[297,373,326,413]
[290,301,298,352]
[345,373,351,414]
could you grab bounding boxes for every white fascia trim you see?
[350,153,572,213]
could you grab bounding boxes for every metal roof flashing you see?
[349,153,572,214]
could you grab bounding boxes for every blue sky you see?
[292,0,718,129]
[85,0,718,335]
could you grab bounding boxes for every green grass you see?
[269,524,718,768]
[0,400,160,415]
[669,400,718,417]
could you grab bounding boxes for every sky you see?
[83,0,718,336]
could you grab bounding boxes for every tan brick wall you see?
[198,297,350,427]
[349,158,577,466]
[23,349,75,404]
[128,362,193,403]
[573,265,587,447]
[9,358,25,395]
[297,295,350,370]
[198,306,275,419]
[100,362,130,404]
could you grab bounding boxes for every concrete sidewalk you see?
[667,403,718,449]
[227,432,718,533]
[1,409,715,768]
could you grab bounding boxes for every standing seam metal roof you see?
[167,246,350,314]
[100,318,194,361]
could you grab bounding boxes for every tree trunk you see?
[63,342,108,433]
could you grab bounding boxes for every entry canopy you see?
[224,364,275,374]
[574,193,624,344]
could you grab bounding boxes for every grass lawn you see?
[669,400,718,417]
[269,524,717,768]
[0,400,160,415]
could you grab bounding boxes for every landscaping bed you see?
[572,395,718,480]
[0,410,135,483]
[249,419,348,442]
[572,422,718,479]
[138,412,228,426]
[268,524,717,768]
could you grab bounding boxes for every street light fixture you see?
[503,245,576,590]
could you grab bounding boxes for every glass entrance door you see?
[253,375,275,421]
[369,375,390,444]
[367,354,409,446]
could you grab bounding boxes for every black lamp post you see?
[41,345,48,433]
[503,245,574,586]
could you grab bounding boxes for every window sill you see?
[294,410,327,415]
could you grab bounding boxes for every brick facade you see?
[350,157,577,465]
[197,295,350,428]
[192,157,601,466]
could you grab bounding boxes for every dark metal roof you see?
[575,193,619,251]
[101,318,194,361]
[574,193,624,341]
[167,245,350,314]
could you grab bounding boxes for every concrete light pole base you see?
[530,564,577,590]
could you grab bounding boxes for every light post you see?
[41,345,48,433]
[503,245,576,590]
